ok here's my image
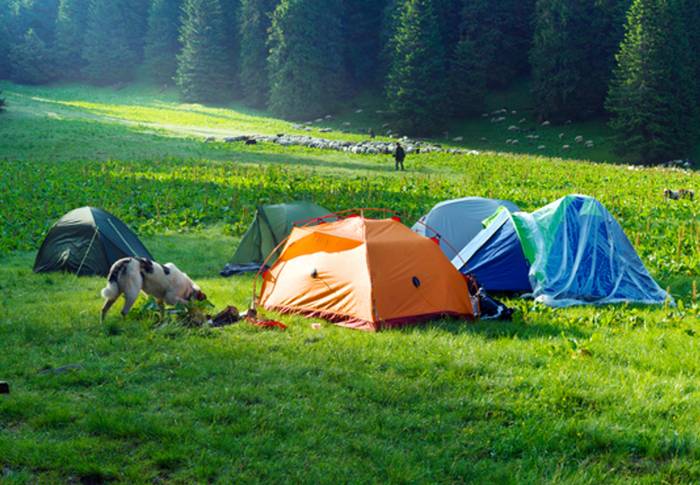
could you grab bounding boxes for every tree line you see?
[0,0,698,163]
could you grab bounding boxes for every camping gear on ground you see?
[221,201,332,276]
[209,306,241,327]
[464,274,514,320]
[412,197,520,260]
[454,194,670,307]
[257,214,476,331]
[33,207,153,276]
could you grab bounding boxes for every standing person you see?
[368,127,375,139]
[394,142,406,171]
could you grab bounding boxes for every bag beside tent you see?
[412,197,520,260]
[258,216,476,331]
[221,201,332,276]
[34,207,153,276]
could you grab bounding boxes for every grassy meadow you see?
[1,82,700,483]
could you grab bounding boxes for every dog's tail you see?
[101,258,130,300]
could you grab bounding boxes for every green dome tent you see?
[221,201,331,276]
[33,207,153,276]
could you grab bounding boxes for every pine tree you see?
[123,0,150,63]
[54,0,89,80]
[342,0,389,91]
[606,0,698,162]
[0,0,11,79]
[267,0,346,119]
[144,0,183,84]
[461,0,535,89]
[385,0,447,135]
[82,0,139,84]
[449,37,486,117]
[531,0,630,122]
[220,0,242,95]
[239,0,277,107]
[9,29,55,84]
[176,0,231,102]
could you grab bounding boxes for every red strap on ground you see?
[246,316,287,331]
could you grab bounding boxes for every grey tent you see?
[221,201,331,276]
[412,197,520,260]
[34,207,153,276]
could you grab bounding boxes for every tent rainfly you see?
[258,216,476,331]
[221,201,331,276]
[412,197,520,260]
[453,195,670,306]
[33,207,153,276]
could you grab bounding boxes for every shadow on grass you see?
[400,318,590,340]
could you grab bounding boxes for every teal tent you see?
[221,201,331,276]
[455,195,670,306]
[34,207,153,276]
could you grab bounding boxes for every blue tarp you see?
[454,195,670,306]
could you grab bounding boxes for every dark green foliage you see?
[448,37,486,117]
[123,0,151,63]
[144,0,183,84]
[461,0,536,89]
[342,0,389,90]
[220,0,242,95]
[0,1,12,79]
[176,0,232,102]
[268,0,346,119]
[9,29,55,84]
[386,0,447,135]
[54,0,89,80]
[82,0,140,84]
[239,0,277,107]
[606,0,698,162]
[531,0,630,122]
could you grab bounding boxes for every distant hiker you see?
[394,142,406,171]
[368,128,375,139]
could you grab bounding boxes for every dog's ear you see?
[138,258,154,273]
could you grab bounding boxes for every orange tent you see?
[258,216,476,331]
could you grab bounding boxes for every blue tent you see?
[454,195,670,306]
[452,209,532,292]
[412,197,520,260]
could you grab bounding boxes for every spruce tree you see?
[385,0,447,135]
[220,0,242,95]
[239,0,277,107]
[0,1,11,79]
[461,0,535,89]
[267,0,346,119]
[82,0,139,84]
[606,0,698,162]
[123,0,150,63]
[9,29,55,84]
[176,0,231,102]
[449,37,486,117]
[144,0,183,84]
[342,0,389,91]
[54,0,89,80]
[531,0,630,121]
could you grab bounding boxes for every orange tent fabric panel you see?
[259,217,475,331]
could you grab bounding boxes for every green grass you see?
[1,82,700,483]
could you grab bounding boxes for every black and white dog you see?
[100,257,206,322]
